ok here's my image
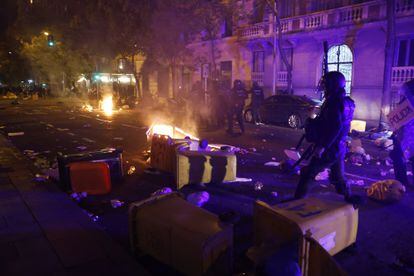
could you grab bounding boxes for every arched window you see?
[327,45,353,95]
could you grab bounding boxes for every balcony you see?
[238,0,414,40]
[251,72,264,86]
[277,71,288,87]
[238,22,270,40]
[391,66,414,87]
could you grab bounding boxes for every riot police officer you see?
[390,79,414,187]
[294,71,362,205]
[250,81,264,124]
[227,80,248,134]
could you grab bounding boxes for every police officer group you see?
[224,72,362,204]
[222,79,264,135]
[191,71,414,205]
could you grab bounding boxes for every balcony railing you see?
[238,0,414,40]
[277,71,288,87]
[391,66,414,87]
[238,22,270,40]
[251,72,264,86]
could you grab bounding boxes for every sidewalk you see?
[0,135,148,275]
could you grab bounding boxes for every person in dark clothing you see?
[389,79,414,187]
[294,71,362,205]
[227,80,248,134]
[250,81,265,124]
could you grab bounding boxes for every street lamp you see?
[43,31,49,36]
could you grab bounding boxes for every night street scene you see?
[1,0,414,275]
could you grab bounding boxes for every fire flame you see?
[82,104,93,112]
[146,124,199,140]
[102,95,113,116]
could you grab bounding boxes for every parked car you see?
[244,95,322,129]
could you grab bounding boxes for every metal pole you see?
[272,1,277,95]
[379,0,395,126]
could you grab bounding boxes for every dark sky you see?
[0,0,17,37]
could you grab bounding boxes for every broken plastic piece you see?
[315,169,330,181]
[110,199,125,208]
[187,191,210,207]
[151,187,172,196]
[264,161,281,167]
[284,149,301,161]
[254,181,264,191]
[127,166,136,175]
[8,132,25,137]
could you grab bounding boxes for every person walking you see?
[294,71,362,205]
[227,80,248,134]
[250,81,264,125]
[389,79,414,188]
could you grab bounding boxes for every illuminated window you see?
[327,44,353,95]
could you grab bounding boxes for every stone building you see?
[143,0,414,125]
[182,0,414,125]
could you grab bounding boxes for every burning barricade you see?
[146,123,237,188]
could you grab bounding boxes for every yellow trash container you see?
[129,193,233,276]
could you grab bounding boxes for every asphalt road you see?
[1,98,413,275]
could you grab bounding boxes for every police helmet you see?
[323,71,346,96]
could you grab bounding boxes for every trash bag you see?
[187,191,210,207]
[366,179,406,203]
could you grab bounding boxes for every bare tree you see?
[379,0,396,127]
[264,0,293,94]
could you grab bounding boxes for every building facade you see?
[182,0,414,125]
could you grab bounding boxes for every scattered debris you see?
[380,170,388,177]
[367,179,406,203]
[271,191,278,197]
[7,132,25,137]
[82,138,95,143]
[110,199,125,208]
[41,168,59,181]
[385,158,393,167]
[349,139,365,154]
[320,184,328,188]
[113,137,124,141]
[70,192,88,202]
[254,181,264,191]
[33,174,49,182]
[224,177,252,183]
[187,191,210,207]
[57,128,69,131]
[144,168,161,175]
[76,146,87,151]
[348,179,365,186]
[315,169,330,181]
[127,166,136,175]
[151,187,172,196]
[33,157,50,169]
[348,153,364,166]
[85,211,99,222]
[264,161,281,167]
[249,148,257,152]
[83,124,91,128]
[284,149,301,161]
[262,139,267,143]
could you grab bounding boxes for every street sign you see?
[202,64,209,78]
[387,99,414,131]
